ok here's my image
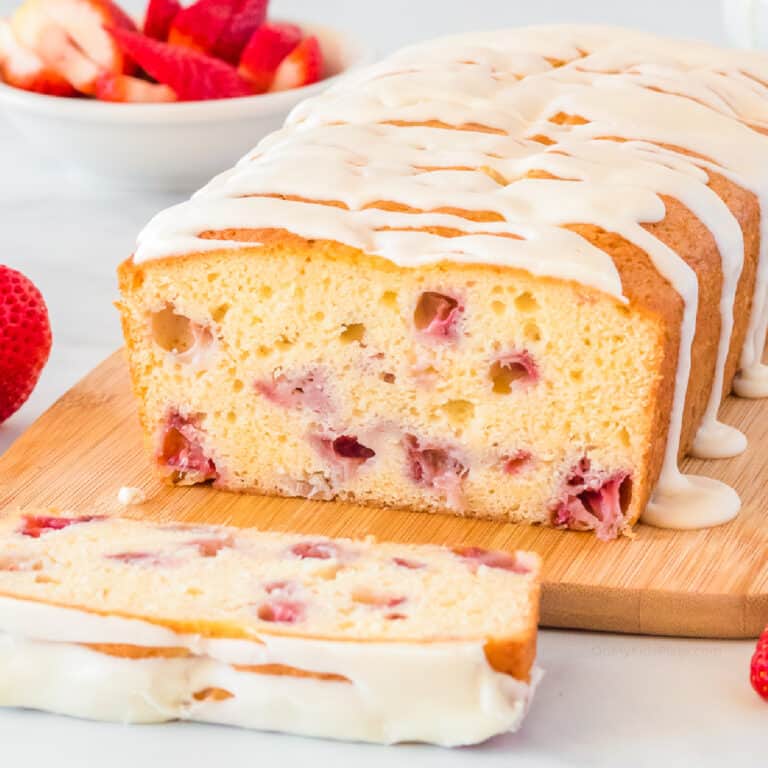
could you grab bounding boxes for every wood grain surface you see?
[0,351,765,638]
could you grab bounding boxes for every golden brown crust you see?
[233,663,351,683]
[484,630,537,682]
[192,687,234,701]
[706,172,760,405]
[485,579,540,682]
[81,643,191,659]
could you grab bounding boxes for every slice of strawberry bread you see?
[0,510,540,746]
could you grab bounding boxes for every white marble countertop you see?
[0,0,764,764]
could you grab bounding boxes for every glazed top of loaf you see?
[136,25,768,297]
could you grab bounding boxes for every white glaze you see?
[0,597,535,746]
[134,26,768,530]
[117,486,146,506]
[643,474,741,529]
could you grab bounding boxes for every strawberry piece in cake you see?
[157,412,218,484]
[257,599,305,623]
[501,451,533,475]
[290,540,340,560]
[187,535,234,557]
[255,369,332,414]
[404,435,468,510]
[453,546,536,574]
[106,551,176,567]
[490,351,539,392]
[413,291,463,342]
[311,434,376,482]
[19,514,102,538]
[551,458,632,541]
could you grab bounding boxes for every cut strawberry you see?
[257,599,304,623]
[19,515,101,538]
[291,541,340,560]
[26,24,102,94]
[751,626,768,701]
[12,0,137,95]
[0,20,76,96]
[269,35,322,92]
[237,22,302,93]
[106,26,253,101]
[452,546,533,574]
[213,0,268,64]
[95,72,177,102]
[168,0,237,54]
[255,368,332,414]
[143,0,182,42]
[158,411,218,483]
[187,536,235,557]
[414,291,462,341]
[403,434,468,511]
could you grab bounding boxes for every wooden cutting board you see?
[0,350,765,638]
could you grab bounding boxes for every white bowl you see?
[0,22,372,191]
[722,0,768,49]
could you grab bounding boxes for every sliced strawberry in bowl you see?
[168,0,238,54]
[12,10,99,95]
[213,0,268,64]
[143,0,182,42]
[106,26,254,101]
[0,8,366,189]
[0,20,76,96]
[11,0,137,94]
[237,22,302,93]
[269,35,322,92]
[95,72,177,103]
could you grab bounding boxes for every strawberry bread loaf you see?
[119,25,768,539]
[0,510,540,745]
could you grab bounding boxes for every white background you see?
[0,0,765,764]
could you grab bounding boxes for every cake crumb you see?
[117,486,147,506]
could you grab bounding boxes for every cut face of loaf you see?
[0,511,540,745]
[119,243,660,540]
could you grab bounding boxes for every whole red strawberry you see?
[0,266,52,423]
[751,626,768,701]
